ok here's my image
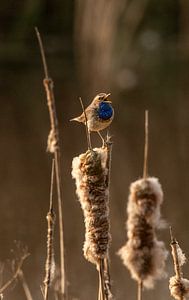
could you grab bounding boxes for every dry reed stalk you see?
[43,159,56,300]
[79,97,92,150]
[18,270,33,300]
[103,135,113,300]
[169,228,189,300]
[118,111,168,294]
[143,110,148,180]
[35,28,66,299]
[139,109,148,300]
[72,141,112,299]
[137,279,143,300]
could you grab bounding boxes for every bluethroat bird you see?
[70,92,114,147]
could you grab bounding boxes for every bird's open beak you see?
[104,93,111,102]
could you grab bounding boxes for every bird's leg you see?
[85,124,92,150]
[97,131,105,148]
[88,130,92,150]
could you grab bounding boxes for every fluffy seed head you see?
[174,244,187,267]
[72,148,110,266]
[169,276,189,300]
[118,177,168,288]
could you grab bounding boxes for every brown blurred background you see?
[0,0,189,299]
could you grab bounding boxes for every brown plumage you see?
[71,93,114,132]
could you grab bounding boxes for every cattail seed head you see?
[169,236,189,300]
[173,244,187,267]
[118,177,168,288]
[169,276,189,300]
[72,147,110,267]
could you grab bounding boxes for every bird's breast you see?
[97,102,113,120]
[86,102,114,132]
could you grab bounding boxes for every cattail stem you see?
[49,159,55,212]
[143,110,149,179]
[98,264,103,300]
[79,97,92,150]
[43,159,56,300]
[170,227,182,281]
[138,112,148,300]
[97,137,113,300]
[35,28,66,299]
[138,280,143,300]
[105,133,112,187]
[169,227,184,300]
[104,257,111,299]
[18,270,33,300]
[35,27,49,79]
[98,260,106,300]
[103,136,113,299]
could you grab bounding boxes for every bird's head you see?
[93,93,111,104]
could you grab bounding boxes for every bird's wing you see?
[70,104,97,123]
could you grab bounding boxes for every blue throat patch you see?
[98,102,113,120]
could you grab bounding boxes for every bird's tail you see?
[70,116,83,122]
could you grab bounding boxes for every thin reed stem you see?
[49,159,55,211]
[44,159,56,300]
[79,97,92,150]
[97,139,113,300]
[98,268,102,300]
[98,260,106,300]
[143,110,149,179]
[105,133,112,187]
[18,270,33,300]
[138,280,143,300]
[104,135,113,299]
[35,28,66,299]
[104,258,111,299]
[170,227,182,281]
[169,227,184,300]
[35,27,49,79]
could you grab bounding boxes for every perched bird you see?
[71,93,114,146]
[71,93,114,131]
